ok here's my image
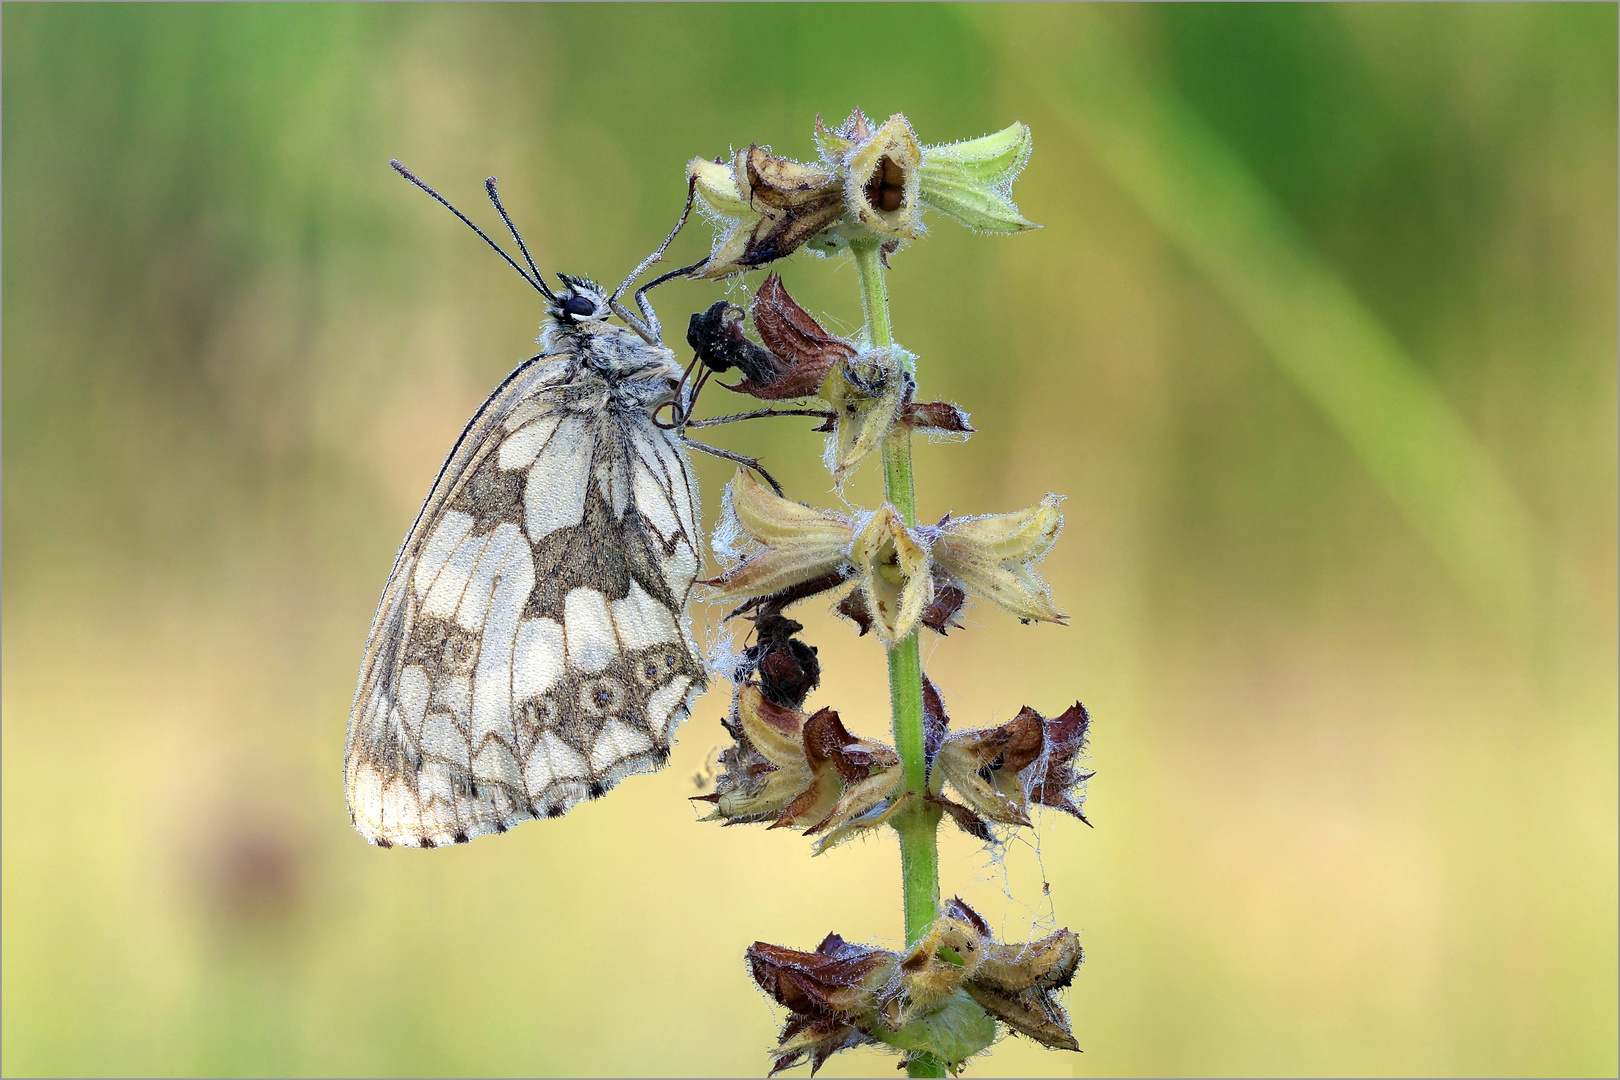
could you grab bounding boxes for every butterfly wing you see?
[345,353,705,848]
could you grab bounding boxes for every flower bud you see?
[917,122,1040,234]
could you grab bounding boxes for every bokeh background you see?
[4,4,1615,1076]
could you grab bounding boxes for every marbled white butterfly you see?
[346,163,734,848]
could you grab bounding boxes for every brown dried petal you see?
[803,709,899,784]
[929,792,992,842]
[748,934,893,1018]
[738,274,855,400]
[900,400,974,436]
[728,569,852,624]
[921,674,949,765]
[940,897,992,939]
[835,586,874,635]
[920,567,967,634]
[1024,702,1095,825]
[844,109,873,141]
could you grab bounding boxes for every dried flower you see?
[693,683,814,825]
[924,496,1068,625]
[709,471,1066,639]
[930,702,1094,833]
[819,346,912,485]
[748,933,894,1076]
[682,276,971,483]
[696,681,903,847]
[899,399,973,437]
[705,469,856,603]
[933,899,1082,1051]
[738,611,821,709]
[841,564,966,637]
[706,470,936,644]
[797,709,903,846]
[745,273,856,398]
[748,899,1080,1075]
[689,147,845,279]
[1022,702,1093,822]
[815,110,926,239]
[685,111,1038,279]
[850,505,933,642]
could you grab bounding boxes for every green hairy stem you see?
[852,236,947,1080]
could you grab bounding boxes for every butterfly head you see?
[550,274,610,326]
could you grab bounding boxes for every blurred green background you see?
[4,3,1615,1076]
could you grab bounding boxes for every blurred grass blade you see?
[971,7,1548,647]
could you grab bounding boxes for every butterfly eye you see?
[562,294,596,317]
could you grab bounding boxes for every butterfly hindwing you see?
[345,352,704,848]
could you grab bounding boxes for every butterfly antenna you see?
[484,177,556,300]
[390,159,556,302]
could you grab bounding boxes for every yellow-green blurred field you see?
[3,4,1615,1076]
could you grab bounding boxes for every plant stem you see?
[853,237,946,1080]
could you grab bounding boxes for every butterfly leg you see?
[679,436,785,496]
[685,408,836,429]
[610,176,707,345]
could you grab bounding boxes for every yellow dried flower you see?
[927,495,1067,625]
[706,470,938,644]
[705,469,855,603]
[851,504,934,643]
[819,345,912,486]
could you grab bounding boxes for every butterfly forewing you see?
[346,345,705,848]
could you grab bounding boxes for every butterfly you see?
[345,162,748,849]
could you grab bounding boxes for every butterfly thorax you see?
[539,274,681,408]
[541,320,680,412]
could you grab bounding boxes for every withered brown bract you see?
[345,262,707,849]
